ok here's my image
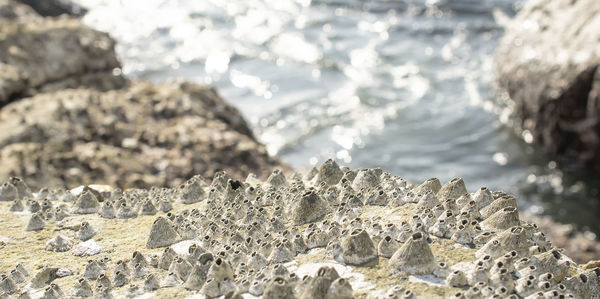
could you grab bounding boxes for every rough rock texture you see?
[496,0,600,168]
[0,4,126,105]
[0,81,286,189]
[0,166,599,298]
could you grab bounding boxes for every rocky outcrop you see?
[496,0,600,169]
[0,0,125,105]
[0,81,286,189]
[0,167,598,298]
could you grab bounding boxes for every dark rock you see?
[496,0,600,169]
[16,0,86,17]
[0,13,126,105]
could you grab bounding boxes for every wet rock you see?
[496,0,600,168]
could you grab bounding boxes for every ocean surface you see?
[76,0,599,233]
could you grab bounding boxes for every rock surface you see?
[0,166,598,298]
[496,0,600,168]
[0,81,286,189]
[0,1,125,105]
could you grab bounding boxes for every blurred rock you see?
[0,6,125,105]
[496,0,600,169]
[0,0,38,20]
[0,81,288,189]
[15,0,86,17]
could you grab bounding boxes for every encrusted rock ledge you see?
[0,161,598,298]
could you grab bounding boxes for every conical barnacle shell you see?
[269,243,294,264]
[158,247,176,270]
[130,251,147,268]
[304,167,319,181]
[143,274,160,291]
[378,236,399,258]
[316,159,344,186]
[480,195,517,219]
[477,226,531,259]
[413,178,442,196]
[446,270,469,287]
[352,169,380,191]
[389,232,436,275]
[30,266,59,289]
[9,269,25,284]
[267,169,287,188]
[117,203,137,219]
[45,234,72,252]
[451,225,474,244]
[42,283,64,299]
[263,277,294,299]
[206,258,234,282]
[480,207,520,230]
[99,202,115,219]
[326,277,354,299]
[299,267,340,299]
[146,217,181,249]
[183,263,208,291]
[10,199,24,212]
[162,272,183,288]
[131,263,147,279]
[73,191,100,214]
[286,191,330,225]
[54,207,69,221]
[169,257,193,280]
[473,186,493,209]
[140,200,157,215]
[416,191,439,210]
[27,199,41,213]
[0,182,17,201]
[366,188,388,206]
[9,177,32,200]
[73,278,93,297]
[341,229,377,265]
[84,260,102,280]
[437,178,468,200]
[78,222,97,241]
[0,275,18,294]
[179,178,204,204]
[25,212,46,231]
[112,270,129,288]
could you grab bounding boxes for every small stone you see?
[73,240,102,257]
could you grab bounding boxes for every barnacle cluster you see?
[0,160,598,298]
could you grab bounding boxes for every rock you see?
[496,0,600,169]
[0,82,288,190]
[72,239,102,256]
[0,13,125,105]
[15,0,87,17]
